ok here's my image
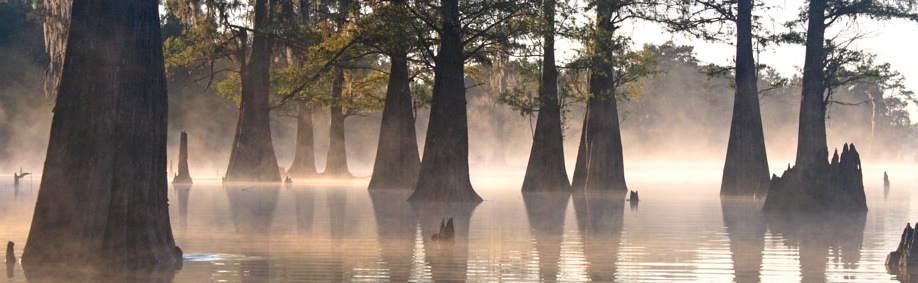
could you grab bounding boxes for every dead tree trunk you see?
[522,0,571,192]
[173,131,193,184]
[409,0,482,202]
[287,102,317,178]
[23,0,179,276]
[324,69,352,177]
[571,2,627,193]
[224,0,281,183]
[369,52,421,190]
[721,0,769,197]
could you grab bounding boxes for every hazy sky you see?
[556,1,918,116]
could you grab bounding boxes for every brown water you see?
[0,165,915,282]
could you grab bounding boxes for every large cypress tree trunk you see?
[572,98,627,193]
[571,3,627,193]
[287,102,317,177]
[225,0,282,183]
[22,0,179,276]
[324,69,352,177]
[369,52,421,190]
[720,0,769,197]
[795,0,829,170]
[521,0,570,192]
[409,0,481,202]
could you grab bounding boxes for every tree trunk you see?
[287,102,317,178]
[173,131,193,184]
[23,0,179,276]
[795,0,829,170]
[409,0,482,202]
[522,0,571,192]
[571,2,627,193]
[369,53,421,190]
[225,0,281,183]
[324,69,351,177]
[720,0,769,197]
[41,0,71,97]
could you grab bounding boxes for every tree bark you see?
[571,3,627,193]
[522,0,571,192]
[795,0,829,170]
[225,0,281,183]
[324,69,352,177]
[720,0,769,196]
[409,0,482,202]
[369,53,421,190]
[287,102,317,178]
[23,0,178,276]
[173,131,193,184]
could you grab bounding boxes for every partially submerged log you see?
[763,143,866,212]
[172,131,192,184]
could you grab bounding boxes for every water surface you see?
[0,166,915,282]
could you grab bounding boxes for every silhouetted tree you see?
[791,0,918,169]
[521,0,572,192]
[23,0,179,276]
[571,0,657,193]
[224,0,282,182]
[408,0,522,202]
[365,0,422,190]
[658,0,770,196]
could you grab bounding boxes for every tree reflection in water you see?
[766,210,866,283]
[573,192,624,282]
[523,191,570,282]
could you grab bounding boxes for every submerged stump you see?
[885,171,891,198]
[887,222,918,280]
[172,131,192,184]
[763,143,866,212]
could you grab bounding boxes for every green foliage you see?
[566,38,661,102]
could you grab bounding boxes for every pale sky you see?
[556,1,918,118]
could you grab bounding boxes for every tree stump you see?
[888,222,918,279]
[172,131,192,184]
[763,143,866,212]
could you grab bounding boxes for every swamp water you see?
[0,165,915,282]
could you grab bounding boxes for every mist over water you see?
[0,164,913,282]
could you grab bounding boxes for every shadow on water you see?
[174,184,191,229]
[523,191,570,283]
[368,190,417,282]
[410,199,479,282]
[766,210,866,283]
[225,184,281,283]
[572,192,624,282]
[721,197,766,283]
